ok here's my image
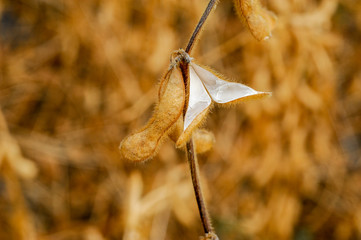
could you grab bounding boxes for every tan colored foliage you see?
[0,0,361,239]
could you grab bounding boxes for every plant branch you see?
[186,138,214,234]
[185,0,220,54]
[184,1,220,238]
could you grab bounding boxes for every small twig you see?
[186,138,214,234]
[185,0,220,54]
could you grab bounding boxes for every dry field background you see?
[1,0,361,239]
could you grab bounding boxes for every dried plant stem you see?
[186,138,214,235]
[185,0,220,54]
[184,1,220,238]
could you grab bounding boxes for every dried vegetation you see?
[0,0,361,239]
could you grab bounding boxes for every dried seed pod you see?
[193,129,215,154]
[169,118,215,154]
[176,61,270,147]
[119,66,185,162]
[234,0,277,41]
[168,116,184,143]
[120,49,270,159]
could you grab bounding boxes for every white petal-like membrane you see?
[184,67,212,131]
[191,63,264,103]
[183,62,269,132]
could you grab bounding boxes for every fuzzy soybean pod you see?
[192,129,216,154]
[168,116,215,154]
[119,66,185,162]
[234,0,277,41]
[175,58,271,148]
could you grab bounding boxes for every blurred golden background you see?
[1,0,361,239]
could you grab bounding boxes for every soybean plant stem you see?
[184,0,220,238]
[185,0,220,54]
[186,138,213,234]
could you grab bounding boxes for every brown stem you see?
[185,0,220,54]
[184,1,220,238]
[186,138,213,234]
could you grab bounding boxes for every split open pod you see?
[119,49,271,162]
